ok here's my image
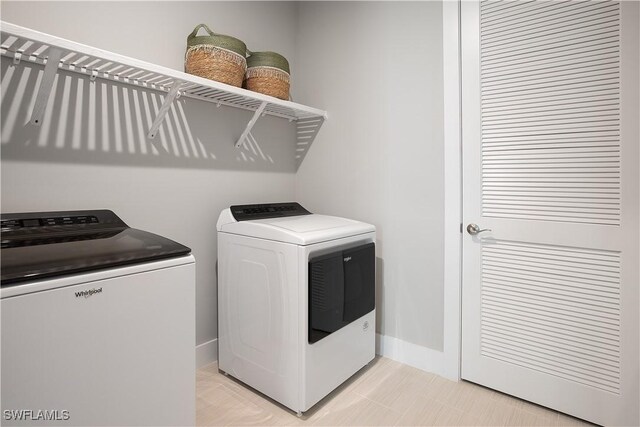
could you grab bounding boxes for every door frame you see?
[442,0,463,382]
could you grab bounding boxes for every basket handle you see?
[188,23,251,57]
[188,24,216,41]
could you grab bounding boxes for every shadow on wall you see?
[0,59,298,172]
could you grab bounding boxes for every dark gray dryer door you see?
[308,242,375,343]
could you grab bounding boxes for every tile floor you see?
[196,357,595,426]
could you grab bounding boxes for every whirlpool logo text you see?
[75,287,103,298]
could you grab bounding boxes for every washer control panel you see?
[1,215,99,231]
[230,202,311,221]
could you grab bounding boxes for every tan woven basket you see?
[245,52,290,100]
[185,24,247,87]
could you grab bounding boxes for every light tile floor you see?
[196,357,595,426]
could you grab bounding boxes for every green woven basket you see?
[245,51,290,100]
[185,24,248,87]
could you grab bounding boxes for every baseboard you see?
[375,333,458,381]
[196,338,218,368]
[197,335,455,379]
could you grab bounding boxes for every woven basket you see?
[245,52,290,100]
[185,24,247,87]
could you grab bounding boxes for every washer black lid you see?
[1,210,191,286]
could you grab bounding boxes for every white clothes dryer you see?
[217,202,376,414]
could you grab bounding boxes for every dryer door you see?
[308,242,375,343]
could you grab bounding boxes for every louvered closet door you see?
[460,1,639,425]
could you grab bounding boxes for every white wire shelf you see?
[0,21,326,167]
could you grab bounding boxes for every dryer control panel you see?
[230,202,311,221]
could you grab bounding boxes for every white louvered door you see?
[460,1,639,425]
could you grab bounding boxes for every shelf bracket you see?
[30,48,63,126]
[147,79,183,139]
[235,101,268,148]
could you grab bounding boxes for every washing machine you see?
[1,210,195,426]
[217,202,376,414]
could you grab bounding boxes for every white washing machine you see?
[217,202,376,414]
[1,210,195,426]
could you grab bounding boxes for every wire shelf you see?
[0,21,327,168]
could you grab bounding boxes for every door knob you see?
[467,223,491,235]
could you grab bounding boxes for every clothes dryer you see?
[217,202,376,414]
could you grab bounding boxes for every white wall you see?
[295,2,445,352]
[1,1,450,368]
[0,1,300,356]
